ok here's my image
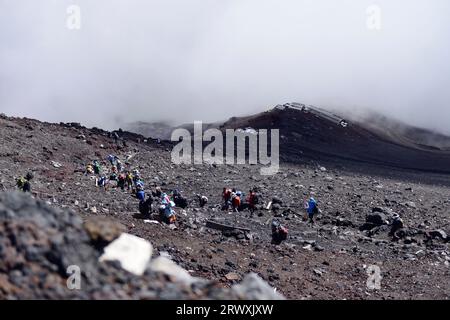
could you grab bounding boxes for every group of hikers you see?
[85,154,181,224]
[15,157,322,244]
[13,142,361,247]
[221,186,320,244]
[221,187,260,213]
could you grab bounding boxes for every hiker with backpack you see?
[172,189,188,208]
[271,219,288,244]
[152,186,163,199]
[96,175,108,188]
[93,160,101,175]
[222,187,232,210]
[197,194,208,208]
[109,172,118,182]
[305,197,319,225]
[247,188,260,212]
[132,169,141,191]
[125,171,133,190]
[116,159,123,172]
[134,179,145,199]
[390,213,405,240]
[16,172,33,193]
[231,192,241,212]
[117,173,126,191]
[86,164,94,174]
[107,154,120,167]
[159,192,176,224]
[139,195,153,217]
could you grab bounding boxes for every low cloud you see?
[1,0,449,134]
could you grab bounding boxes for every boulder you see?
[232,273,285,300]
[84,217,126,245]
[427,230,447,241]
[99,233,153,276]
[334,217,354,227]
[366,212,388,226]
[272,196,283,205]
[149,257,199,285]
[271,203,281,211]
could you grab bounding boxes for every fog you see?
[1,0,449,134]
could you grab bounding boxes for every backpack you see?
[232,196,241,207]
[250,192,259,204]
[23,181,31,192]
[137,191,145,201]
[17,177,26,189]
[312,205,319,214]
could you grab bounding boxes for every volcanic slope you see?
[218,105,450,176]
[0,113,449,299]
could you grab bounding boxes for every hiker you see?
[107,154,116,166]
[16,172,33,193]
[93,160,101,175]
[113,132,120,144]
[116,159,123,172]
[135,180,145,200]
[135,179,144,190]
[159,193,176,224]
[305,197,319,224]
[86,164,94,174]
[172,189,188,208]
[271,220,288,244]
[117,173,126,190]
[197,194,208,208]
[222,187,232,210]
[152,186,162,199]
[109,172,117,181]
[125,171,133,190]
[132,169,141,190]
[139,195,153,217]
[231,192,241,212]
[390,213,405,240]
[247,188,259,212]
[97,175,107,188]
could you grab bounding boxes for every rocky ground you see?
[0,113,449,299]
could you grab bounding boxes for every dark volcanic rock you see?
[366,212,388,226]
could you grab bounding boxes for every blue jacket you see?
[307,198,317,214]
[137,190,145,201]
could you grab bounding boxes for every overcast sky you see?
[1,0,449,133]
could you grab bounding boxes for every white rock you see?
[149,257,198,285]
[232,273,285,300]
[159,251,173,259]
[99,233,153,276]
[51,161,62,168]
[143,219,160,224]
